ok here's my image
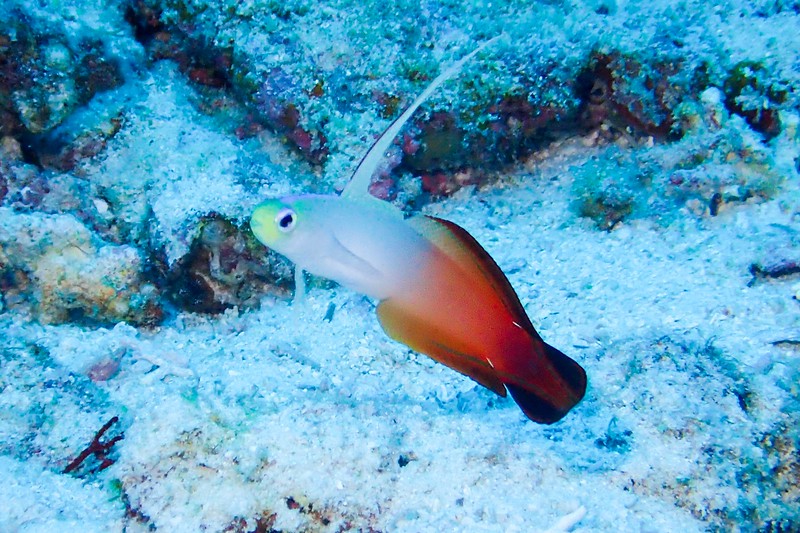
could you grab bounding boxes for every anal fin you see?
[376,299,506,397]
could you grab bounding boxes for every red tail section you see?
[396,215,587,423]
[504,341,587,424]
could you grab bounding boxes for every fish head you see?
[250,194,343,268]
[250,194,417,298]
[250,197,306,256]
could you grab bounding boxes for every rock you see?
[0,22,123,137]
[577,51,701,140]
[0,208,162,326]
[122,0,581,190]
[165,215,292,313]
[723,61,785,140]
[572,108,792,227]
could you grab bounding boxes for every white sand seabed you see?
[2,142,798,530]
[1,0,799,527]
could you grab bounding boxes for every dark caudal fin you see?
[506,342,587,424]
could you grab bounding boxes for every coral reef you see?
[117,0,590,191]
[115,0,800,202]
[1,0,798,323]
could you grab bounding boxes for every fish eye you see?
[275,207,296,233]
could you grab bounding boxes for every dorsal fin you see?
[408,214,538,336]
[342,38,497,200]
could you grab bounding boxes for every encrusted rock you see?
[572,106,794,228]
[578,52,695,140]
[0,208,162,325]
[121,0,581,190]
[0,21,122,137]
[723,61,785,139]
[166,215,292,313]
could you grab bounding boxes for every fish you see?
[250,41,587,423]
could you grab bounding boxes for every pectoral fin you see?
[376,299,507,397]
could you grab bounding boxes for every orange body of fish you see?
[377,216,587,424]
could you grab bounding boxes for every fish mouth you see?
[249,211,264,234]
[250,203,281,245]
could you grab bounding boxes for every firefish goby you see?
[250,40,587,424]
